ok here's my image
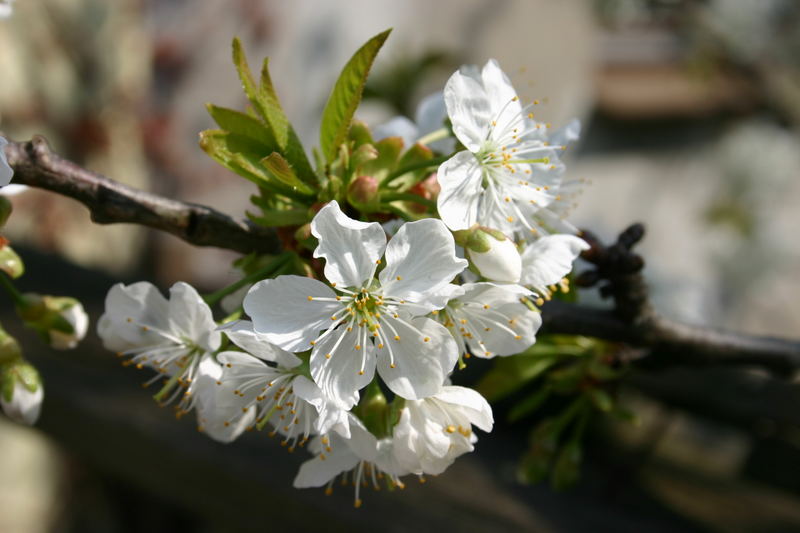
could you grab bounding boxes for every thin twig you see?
[4,136,281,255]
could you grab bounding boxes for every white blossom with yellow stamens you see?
[435,282,540,359]
[437,59,580,239]
[244,201,467,409]
[392,385,493,476]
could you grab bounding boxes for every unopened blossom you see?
[244,201,466,409]
[294,414,409,507]
[393,385,493,476]
[47,298,89,350]
[520,235,589,302]
[214,321,351,450]
[456,226,522,283]
[437,59,580,238]
[0,360,43,425]
[97,281,249,442]
[0,137,13,187]
[434,282,540,359]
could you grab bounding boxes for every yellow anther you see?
[446,425,456,433]
[394,335,401,341]
[423,337,430,342]
[396,276,402,281]
[307,296,313,301]
[325,353,331,359]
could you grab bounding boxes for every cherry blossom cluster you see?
[97,59,588,505]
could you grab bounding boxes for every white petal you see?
[0,184,27,196]
[244,276,342,352]
[436,151,484,231]
[520,235,589,288]
[373,116,417,148]
[292,376,351,439]
[311,201,386,288]
[435,385,494,432]
[293,442,360,488]
[458,283,541,357]
[549,119,581,147]
[310,325,376,410]
[444,68,492,152]
[168,282,220,352]
[379,219,467,305]
[194,354,255,443]
[480,59,522,138]
[0,137,12,187]
[415,92,454,154]
[98,282,170,351]
[1,382,43,425]
[376,316,457,400]
[218,320,301,368]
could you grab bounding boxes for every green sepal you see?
[360,136,403,183]
[350,143,379,173]
[319,29,392,164]
[348,120,374,147]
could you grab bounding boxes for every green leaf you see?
[231,38,316,184]
[588,388,614,412]
[257,58,316,182]
[508,386,552,422]
[519,418,561,484]
[348,120,374,147]
[319,29,392,163]
[199,130,303,200]
[551,440,582,491]
[232,37,260,107]
[261,153,315,196]
[206,104,278,148]
[476,354,558,403]
[246,209,310,227]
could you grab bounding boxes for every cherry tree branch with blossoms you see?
[4,136,797,375]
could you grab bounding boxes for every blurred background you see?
[1,0,799,531]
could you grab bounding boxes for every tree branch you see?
[4,136,799,375]
[4,136,281,255]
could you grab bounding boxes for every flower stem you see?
[416,127,450,147]
[203,252,294,307]
[0,272,26,307]
[380,155,450,187]
[380,192,437,210]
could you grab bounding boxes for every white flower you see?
[48,299,89,350]
[520,235,589,301]
[294,414,409,507]
[244,201,467,409]
[214,321,351,450]
[435,282,541,359]
[392,385,493,476]
[96,281,248,441]
[373,92,455,154]
[437,59,580,238]
[0,137,13,187]
[0,361,43,425]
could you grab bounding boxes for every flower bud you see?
[0,360,43,425]
[0,326,22,366]
[347,175,379,212]
[455,226,521,283]
[17,295,89,350]
[0,238,23,279]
